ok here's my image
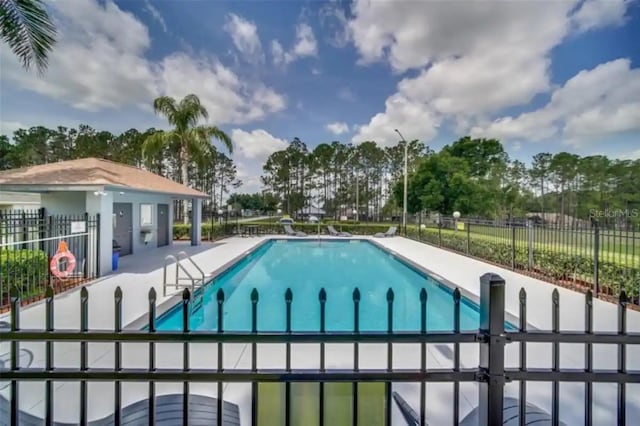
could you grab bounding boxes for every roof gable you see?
[0,158,207,198]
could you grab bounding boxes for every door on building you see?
[113,202,133,256]
[157,203,169,247]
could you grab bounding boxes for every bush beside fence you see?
[173,222,393,239]
[0,249,48,298]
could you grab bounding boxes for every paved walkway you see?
[1,236,638,425]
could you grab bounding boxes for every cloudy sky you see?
[1,0,639,192]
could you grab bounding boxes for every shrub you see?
[0,249,48,296]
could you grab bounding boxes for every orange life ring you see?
[49,241,76,279]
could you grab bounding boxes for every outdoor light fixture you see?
[93,191,107,196]
[453,211,461,233]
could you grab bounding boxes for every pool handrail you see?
[162,253,206,297]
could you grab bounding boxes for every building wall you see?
[41,192,86,215]
[112,191,174,256]
[86,191,114,277]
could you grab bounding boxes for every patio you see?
[1,235,639,425]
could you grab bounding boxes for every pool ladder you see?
[162,251,208,312]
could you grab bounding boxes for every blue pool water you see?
[155,240,489,331]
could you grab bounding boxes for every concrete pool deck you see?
[1,236,639,425]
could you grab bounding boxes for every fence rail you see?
[0,209,100,311]
[1,273,638,425]
[405,214,640,307]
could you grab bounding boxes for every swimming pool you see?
[155,239,493,331]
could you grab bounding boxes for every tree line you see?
[261,136,640,228]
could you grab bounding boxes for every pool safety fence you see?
[406,213,640,308]
[0,209,100,311]
[1,273,639,425]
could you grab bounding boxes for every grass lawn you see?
[258,382,387,426]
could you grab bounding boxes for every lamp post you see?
[353,209,357,225]
[453,211,461,233]
[394,129,408,234]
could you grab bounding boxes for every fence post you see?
[593,221,600,296]
[83,212,89,278]
[478,273,506,426]
[96,213,101,278]
[418,211,422,240]
[527,219,534,270]
[21,211,28,250]
[38,207,46,252]
[467,222,471,254]
[511,225,516,270]
[438,221,442,247]
[47,215,53,288]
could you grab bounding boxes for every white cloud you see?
[349,0,635,146]
[223,13,264,64]
[143,0,167,33]
[0,0,285,126]
[270,22,318,66]
[311,68,322,75]
[472,59,640,147]
[158,54,285,125]
[326,122,349,135]
[271,40,286,66]
[352,93,440,146]
[231,129,288,161]
[0,0,155,111]
[292,23,318,57]
[338,87,355,102]
[319,1,351,47]
[571,0,629,33]
[235,161,264,194]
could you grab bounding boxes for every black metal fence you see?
[1,273,638,425]
[406,214,640,307]
[0,209,100,311]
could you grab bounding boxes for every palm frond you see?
[184,128,214,164]
[196,125,233,154]
[152,96,178,124]
[142,130,173,159]
[0,0,56,74]
[175,94,208,130]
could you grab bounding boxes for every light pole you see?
[395,129,408,233]
[453,211,461,233]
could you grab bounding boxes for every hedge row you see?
[0,249,49,295]
[406,227,639,298]
[173,223,393,239]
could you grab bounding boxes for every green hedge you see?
[0,249,49,296]
[406,226,639,298]
[174,223,394,239]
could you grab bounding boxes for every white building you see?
[0,157,207,276]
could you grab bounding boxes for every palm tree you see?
[0,0,56,73]
[143,94,233,223]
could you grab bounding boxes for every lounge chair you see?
[373,226,397,238]
[283,224,307,237]
[328,225,352,237]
